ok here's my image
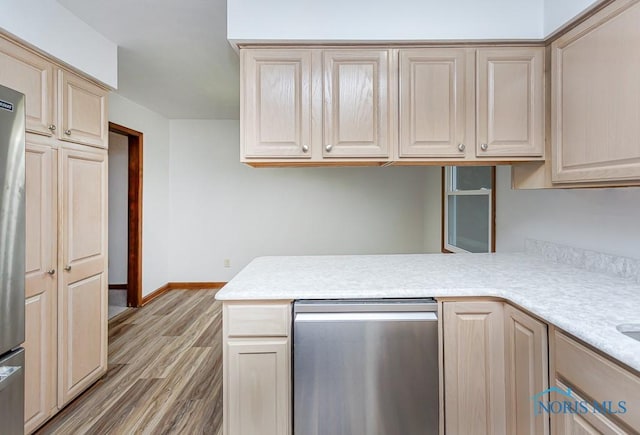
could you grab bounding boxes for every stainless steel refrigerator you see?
[0,83,26,435]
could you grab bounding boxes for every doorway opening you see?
[108,122,143,309]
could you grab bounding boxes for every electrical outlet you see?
[224,259,231,268]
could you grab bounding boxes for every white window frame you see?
[443,166,494,254]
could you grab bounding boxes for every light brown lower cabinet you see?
[23,140,108,433]
[443,301,507,434]
[552,380,628,435]
[443,301,550,435]
[226,339,289,435]
[24,139,58,433]
[505,304,550,435]
[24,291,57,432]
[221,299,640,435]
[551,330,640,435]
[223,302,292,435]
[57,145,108,405]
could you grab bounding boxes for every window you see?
[442,166,496,253]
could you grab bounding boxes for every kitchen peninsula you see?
[216,243,640,435]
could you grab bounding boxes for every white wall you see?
[228,0,544,42]
[168,120,441,282]
[109,93,171,296]
[423,168,442,252]
[229,0,610,42]
[544,0,601,36]
[108,131,128,284]
[496,166,640,259]
[0,0,117,88]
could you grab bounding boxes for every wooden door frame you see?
[108,122,143,307]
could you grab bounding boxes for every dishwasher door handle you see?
[295,311,437,322]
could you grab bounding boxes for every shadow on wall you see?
[167,120,443,281]
[496,166,640,259]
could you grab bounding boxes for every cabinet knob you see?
[325,144,333,152]
[48,124,56,132]
[47,269,55,275]
[64,129,72,136]
[457,143,466,152]
[302,145,309,153]
[64,265,72,272]
[480,143,488,151]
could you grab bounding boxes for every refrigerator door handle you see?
[0,366,22,392]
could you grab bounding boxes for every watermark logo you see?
[0,99,14,112]
[531,386,627,416]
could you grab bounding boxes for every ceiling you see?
[57,0,240,119]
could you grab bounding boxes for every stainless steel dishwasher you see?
[293,299,439,435]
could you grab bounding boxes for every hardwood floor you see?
[36,289,223,435]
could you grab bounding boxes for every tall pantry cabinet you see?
[24,137,58,432]
[0,33,109,433]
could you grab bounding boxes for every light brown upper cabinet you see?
[0,36,55,137]
[58,69,108,149]
[552,0,640,183]
[399,49,470,158]
[241,49,313,159]
[241,48,394,164]
[0,36,108,149]
[398,47,544,162]
[477,48,544,158]
[323,50,393,158]
[240,46,544,166]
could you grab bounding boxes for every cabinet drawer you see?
[554,331,640,431]
[552,379,628,435]
[225,303,291,337]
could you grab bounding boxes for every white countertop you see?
[216,253,640,372]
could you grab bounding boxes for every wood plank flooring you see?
[36,289,222,435]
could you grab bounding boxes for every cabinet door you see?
[399,49,468,158]
[505,305,549,435]
[226,339,290,435]
[477,48,544,157]
[0,37,55,136]
[443,301,506,435]
[24,141,57,433]
[323,50,393,158]
[552,0,640,183]
[58,70,108,149]
[58,146,108,406]
[552,380,627,435]
[24,293,56,434]
[242,49,312,159]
